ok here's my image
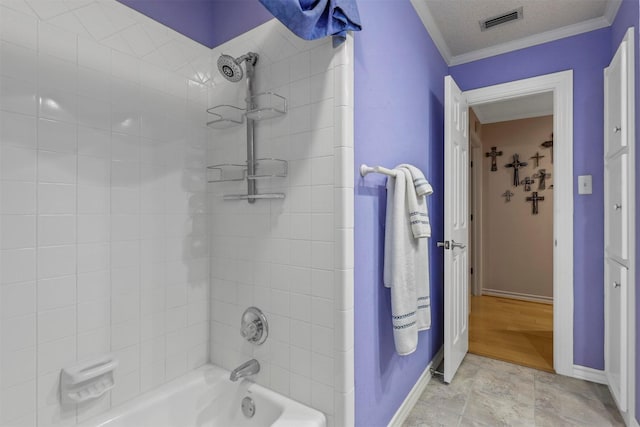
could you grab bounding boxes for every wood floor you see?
[469,295,554,372]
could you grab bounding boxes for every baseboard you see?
[387,346,444,427]
[572,365,607,385]
[482,288,553,304]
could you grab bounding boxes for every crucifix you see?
[520,176,535,192]
[501,190,514,202]
[485,146,503,171]
[505,154,528,186]
[530,152,545,168]
[526,191,545,215]
[541,134,554,163]
[533,169,551,190]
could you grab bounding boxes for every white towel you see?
[398,163,433,197]
[398,165,432,330]
[383,168,419,355]
[398,164,432,239]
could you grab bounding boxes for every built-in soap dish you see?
[245,92,287,121]
[60,355,118,404]
[206,104,245,129]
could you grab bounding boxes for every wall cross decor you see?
[530,152,545,168]
[526,191,545,215]
[485,146,503,171]
[541,134,554,163]
[501,190,514,202]
[505,154,528,186]
[520,176,535,192]
[533,169,551,190]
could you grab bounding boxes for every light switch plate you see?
[578,175,592,194]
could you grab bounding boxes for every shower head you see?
[217,53,259,83]
[217,54,243,82]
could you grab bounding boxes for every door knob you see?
[613,281,621,288]
[613,203,622,211]
[614,126,621,133]
[451,240,466,249]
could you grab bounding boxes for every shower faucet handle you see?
[240,307,268,345]
[241,322,258,340]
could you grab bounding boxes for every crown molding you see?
[410,0,621,67]
[604,0,623,24]
[410,0,453,64]
[449,16,611,66]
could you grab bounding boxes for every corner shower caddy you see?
[206,90,288,202]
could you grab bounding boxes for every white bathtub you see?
[78,364,326,427]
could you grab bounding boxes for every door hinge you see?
[470,161,473,167]
[470,214,473,221]
[470,267,473,275]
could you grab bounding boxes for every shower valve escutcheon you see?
[240,307,268,345]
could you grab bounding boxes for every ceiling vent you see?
[479,7,523,31]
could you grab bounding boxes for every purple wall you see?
[117,0,271,48]
[208,1,273,46]
[450,29,612,370]
[353,1,447,426]
[610,0,640,422]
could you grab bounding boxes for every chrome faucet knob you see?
[241,321,258,340]
[240,307,268,345]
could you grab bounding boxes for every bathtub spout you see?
[230,359,260,382]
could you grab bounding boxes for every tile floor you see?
[403,354,625,427]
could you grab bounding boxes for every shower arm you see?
[237,53,258,66]
[245,58,257,203]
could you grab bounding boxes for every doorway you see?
[468,102,554,372]
[461,71,574,377]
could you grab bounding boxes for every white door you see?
[443,76,470,384]
[604,30,633,412]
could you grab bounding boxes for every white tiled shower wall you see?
[207,22,354,427]
[0,1,212,425]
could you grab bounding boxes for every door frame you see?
[464,70,574,376]
[469,127,483,296]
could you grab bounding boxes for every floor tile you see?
[404,355,623,427]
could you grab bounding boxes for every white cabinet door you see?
[604,153,628,262]
[604,39,627,157]
[605,259,627,411]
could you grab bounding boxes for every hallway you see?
[403,354,624,426]
[469,295,553,372]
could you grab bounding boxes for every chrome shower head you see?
[217,53,259,83]
[217,54,243,82]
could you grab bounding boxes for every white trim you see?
[409,0,452,64]
[387,347,444,427]
[469,138,483,297]
[604,0,623,25]
[450,16,611,66]
[624,26,636,427]
[463,70,574,377]
[410,0,623,66]
[482,289,553,304]
[572,365,607,385]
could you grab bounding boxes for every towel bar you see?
[359,164,397,177]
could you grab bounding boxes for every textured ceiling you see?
[412,0,620,64]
